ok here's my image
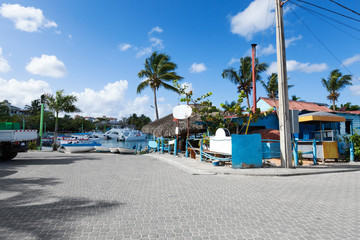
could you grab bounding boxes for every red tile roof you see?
[259,97,332,112]
[336,110,360,115]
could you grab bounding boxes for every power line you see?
[260,0,271,52]
[293,0,360,22]
[288,5,359,81]
[289,0,360,41]
[328,0,360,16]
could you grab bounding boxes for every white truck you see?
[0,129,38,161]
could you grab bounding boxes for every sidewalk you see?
[148,153,360,176]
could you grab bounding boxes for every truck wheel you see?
[0,152,18,161]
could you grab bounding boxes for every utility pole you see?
[275,0,292,168]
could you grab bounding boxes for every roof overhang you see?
[299,115,345,123]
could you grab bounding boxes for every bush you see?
[28,141,37,150]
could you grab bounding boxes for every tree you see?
[137,51,183,120]
[222,56,268,109]
[260,73,279,99]
[321,69,352,111]
[336,102,360,111]
[45,90,81,150]
[0,101,10,122]
[260,73,294,99]
[25,99,41,115]
[291,95,301,101]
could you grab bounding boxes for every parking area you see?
[0,151,359,240]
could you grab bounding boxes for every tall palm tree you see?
[321,69,352,111]
[45,90,81,150]
[137,51,183,120]
[222,56,268,109]
[260,73,293,99]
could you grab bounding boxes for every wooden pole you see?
[275,0,292,168]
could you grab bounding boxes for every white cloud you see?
[118,43,132,51]
[267,60,328,74]
[158,97,165,102]
[150,37,164,49]
[26,55,66,78]
[259,44,276,56]
[0,77,51,107]
[0,47,11,73]
[136,47,152,58]
[190,63,206,73]
[0,3,57,32]
[230,0,275,40]
[149,26,163,35]
[343,54,360,67]
[228,58,240,66]
[72,80,129,117]
[285,35,303,47]
[350,85,360,96]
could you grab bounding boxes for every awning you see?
[299,111,345,123]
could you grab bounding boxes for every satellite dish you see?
[173,105,192,120]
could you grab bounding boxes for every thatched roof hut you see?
[142,111,206,138]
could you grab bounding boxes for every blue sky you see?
[0,0,359,120]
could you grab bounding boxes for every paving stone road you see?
[0,151,359,240]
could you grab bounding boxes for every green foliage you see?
[0,101,10,122]
[321,69,352,111]
[335,102,360,111]
[221,56,268,108]
[25,99,41,115]
[137,51,183,120]
[28,141,37,150]
[126,113,152,130]
[341,132,360,161]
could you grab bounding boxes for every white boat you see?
[61,142,101,153]
[109,147,119,153]
[95,146,110,152]
[119,129,147,141]
[105,128,125,140]
[118,147,135,154]
[105,128,147,141]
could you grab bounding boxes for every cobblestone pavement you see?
[0,151,359,240]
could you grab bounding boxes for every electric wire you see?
[288,5,359,81]
[289,0,360,42]
[293,0,360,22]
[328,0,360,16]
[260,0,272,53]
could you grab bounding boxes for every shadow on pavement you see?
[0,177,122,239]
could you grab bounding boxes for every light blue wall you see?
[257,99,274,112]
[335,112,360,135]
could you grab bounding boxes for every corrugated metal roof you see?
[259,97,332,112]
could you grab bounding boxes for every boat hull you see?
[118,147,135,154]
[62,143,100,153]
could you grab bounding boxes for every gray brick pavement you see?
[0,151,359,239]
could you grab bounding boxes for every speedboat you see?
[118,129,147,141]
[105,128,125,140]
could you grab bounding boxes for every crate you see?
[0,122,13,130]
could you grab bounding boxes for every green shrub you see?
[28,141,37,150]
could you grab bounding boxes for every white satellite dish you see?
[173,105,192,120]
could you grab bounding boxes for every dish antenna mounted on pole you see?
[276,0,292,168]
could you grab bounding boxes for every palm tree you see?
[321,69,352,111]
[222,56,268,109]
[45,90,81,150]
[137,51,183,120]
[260,73,293,99]
[291,95,301,101]
[25,99,41,115]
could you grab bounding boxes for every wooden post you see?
[251,43,257,113]
[275,0,292,168]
